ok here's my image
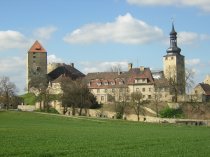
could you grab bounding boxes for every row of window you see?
[99,94,152,102]
[135,87,152,92]
[96,88,128,93]
[134,78,147,83]
[94,87,153,94]
[94,81,124,86]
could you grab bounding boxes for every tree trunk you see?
[72,106,76,115]
[39,101,42,110]
[6,92,9,110]
[79,107,83,116]
[155,103,159,117]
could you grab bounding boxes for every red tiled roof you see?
[85,67,154,89]
[28,40,46,53]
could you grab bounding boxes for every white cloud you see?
[47,54,63,63]
[185,58,201,66]
[178,32,210,45]
[79,61,129,74]
[33,26,57,40]
[0,57,26,93]
[178,32,199,45]
[64,13,164,44]
[163,31,210,46]
[0,30,31,51]
[127,0,210,12]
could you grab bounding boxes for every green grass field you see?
[0,111,210,157]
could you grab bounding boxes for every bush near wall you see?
[159,107,183,118]
[20,93,37,105]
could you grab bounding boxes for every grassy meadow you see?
[0,111,210,157]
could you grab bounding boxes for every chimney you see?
[70,63,74,67]
[128,63,133,70]
[140,66,144,72]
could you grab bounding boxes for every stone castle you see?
[27,24,186,103]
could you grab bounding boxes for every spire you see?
[166,22,181,54]
[28,40,47,53]
[170,22,177,36]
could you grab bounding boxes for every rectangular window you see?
[97,82,101,86]
[149,88,151,92]
[148,95,151,99]
[104,89,107,93]
[97,89,100,93]
[104,82,108,86]
[119,81,123,85]
[142,88,145,92]
[111,82,115,85]
[101,96,104,101]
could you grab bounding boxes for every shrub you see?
[159,107,183,118]
[89,103,102,109]
[20,93,37,105]
[116,112,123,119]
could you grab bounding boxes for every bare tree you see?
[107,87,129,119]
[130,92,148,121]
[153,88,162,117]
[165,67,185,102]
[28,75,50,111]
[185,68,195,94]
[0,76,17,110]
[166,67,194,102]
[61,78,98,115]
[107,64,122,72]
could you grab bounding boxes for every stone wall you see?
[18,105,36,111]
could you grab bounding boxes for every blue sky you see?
[0,0,210,94]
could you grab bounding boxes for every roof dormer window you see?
[111,82,115,85]
[97,82,102,86]
[119,81,124,85]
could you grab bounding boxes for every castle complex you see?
[27,24,186,103]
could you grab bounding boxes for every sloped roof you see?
[51,74,72,83]
[85,67,154,89]
[48,63,85,81]
[154,78,169,88]
[199,83,210,95]
[28,40,46,53]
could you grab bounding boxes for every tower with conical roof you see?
[163,23,185,95]
[27,40,47,90]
